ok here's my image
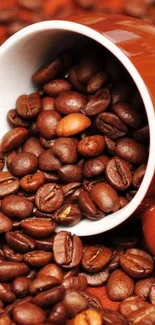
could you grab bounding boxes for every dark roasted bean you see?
[35,183,64,212]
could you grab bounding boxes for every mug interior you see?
[0,20,154,236]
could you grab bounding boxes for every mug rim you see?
[0,18,154,235]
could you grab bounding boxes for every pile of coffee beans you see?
[0,46,149,228]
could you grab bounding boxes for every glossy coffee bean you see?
[29,275,60,295]
[73,308,102,325]
[13,302,46,325]
[0,212,13,234]
[100,308,127,324]
[104,136,116,156]
[0,172,19,198]
[95,112,127,139]
[42,96,55,111]
[79,291,103,311]
[56,113,91,137]
[105,156,132,190]
[119,296,150,318]
[53,231,83,268]
[22,136,44,157]
[90,182,119,213]
[119,196,129,208]
[63,290,88,318]
[39,137,56,149]
[135,277,155,300]
[1,195,33,220]
[48,301,68,324]
[112,102,143,129]
[21,218,56,238]
[83,155,109,178]
[108,247,124,271]
[43,79,72,97]
[8,152,38,177]
[62,275,87,291]
[0,282,15,304]
[82,245,112,273]
[19,171,45,192]
[5,231,36,253]
[7,109,30,128]
[0,127,28,153]
[84,88,111,116]
[68,65,86,93]
[38,264,63,282]
[58,165,82,183]
[37,110,61,139]
[35,183,64,212]
[38,149,62,172]
[33,285,65,307]
[133,164,146,188]
[87,71,109,94]
[16,93,42,119]
[55,90,87,115]
[52,137,79,164]
[133,125,149,144]
[0,262,29,281]
[127,304,155,324]
[11,277,30,297]
[120,248,154,278]
[78,190,105,220]
[52,203,82,226]
[3,244,23,262]
[107,269,134,301]
[32,57,63,84]
[78,135,105,158]
[80,269,109,287]
[0,153,5,171]
[115,137,148,164]
[23,251,52,268]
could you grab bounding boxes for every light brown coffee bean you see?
[82,245,112,273]
[22,137,44,157]
[13,302,46,325]
[73,308,102,325]
[19,172,45,192]
[21,218,56,238]
[0,212,13,234]
[63,290,88,318]
[23,251,52,268]
[0,262,29,282]
[62,275,87,291]
[38,264,63,282]
[107,269,134,301]
[0,127,28,153]
[135,277,155,300]
[1,195,33,220]
[0,171,19,198]
[56,113,91,137]
[119,296,150,318]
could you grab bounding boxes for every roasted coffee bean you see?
[0,128,28,153]
[13,302,46,325]
[33,285,65,307]
[111,83,133,104]
[38,264,63,282]
[48,301,68,324]
[58,164,82,183]
[36,236,54,251]
[135,277,155,300]
[105,156,132,190]
[87,71,109,94]
[62,182,81,198]
[79,291,103,311]
[78,135,105,157]
[82,245,112,273]
[90,182,119,213]
[84,88,111,116]
[112,102,143,129]
[29,275,60,295]
[0,262,29,281]
[52,137,79,164]
[35,183,64,212]
[3,243,21,262]
[42,96,55,111]
[22,136,44,157]
[38,149,62,172]
[30,120,39,136]
[1,195,33,220]
[43,79,72,97]
[0,171,19,199]
[34,209,53,218]
[149,283,155,304]
[23,251,52,268]
[115,137,148,164]
[80,269,109,286]
[0,212,13,234]
[133,164,146,188]
[37,110,61,139]
[107,269,134,301]
[8,152,38,177]
[62,275,87,291]
[11,277,30,298]
[78,190,105,220]
[127,304,155,324]
[39,137,56,149]
[16,93,42,119]
[0,153,5,172]
[56,113,91,137]
[133,125,149,144]
[55,90,87,115]
[21,218,56,238]
[120,248,154,278]
[43,171,59,183]
[52,204,82,226]
[82,178,104,192]
[63,290,88,318]
[105,136,116,156]
[0,313,11,325]
[7,109,30,128]
[100,308,126,324]
[68,65,86,93]
[0,283,15,304]
[83,155,109,178]
[64,267,80,279]
[5,231,36,253]
[32,57,63,84]
[53,231,83,268]
[119,296,150,318]
[76,49,103,85]
[19,172,45,192]
[119,196,129,208]
[108,247,124,271]
[73,308,102,325]
[95,112,127,139]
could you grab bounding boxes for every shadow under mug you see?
[0,13,155,236]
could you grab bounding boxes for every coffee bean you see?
[11,277,30,297]
[73,309,102,325]
[53,231,83,268]
[52,137,79,164]
[82,245,112,273]
[44,79,72,97]
[120,248,154,278]
[127,304,155,324]
[3,244,23,262]
[62,275,87,291]
[21,218,56,238]
[8,152,38,177]
[79,291,103,311]
[52,203,82,226]
[105,136,116,156]
[84,88,111,116]
[80,269,109,286]
[0,153,5,172]
[55,90,87,115]
[0,262,29,281]
[1,195,33,219]
[7,109,30,128]
[68,65,86,93]
[0,212,13,234]
[119,296,150,318]
[0,313,11,325]
[39,137,55,149]
[36,236,54,251]
[48,301,68,324]
[58,165,82,183]
[63,290,88,318]
[0,283,16,304]
[32,57,63,84]
[22,137,44,157]
[105,156,132,190]
[119,196,129,208]
[35,183,64,212]
[115,137,148,164]
[133,125,149,144]
[90,182,119,212]
[13,302,46,325]
[23,251,52,268]
[19,172,45,192]
[112,102,143,129]
[42,96,55,111]
[87,71,109,94]
[0,127,28,153]
[5,231,36,253]
[38,149,62,172]
[133,164,146,188]
[95,112,127,139]
[33,285,65,307]
[111,83,133,104]
[78,190,105,220]
[78,135,105,157]
[29,276,60,295]
[38,264,63,282]
[83,155,109,178]
[135,277,155,300]
[56,113,91,137]
[107,269,134,301]
[37,110,61,139]
[16,93,42,119]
